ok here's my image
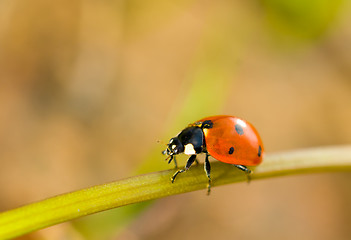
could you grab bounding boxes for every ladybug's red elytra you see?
[162,115,264,194]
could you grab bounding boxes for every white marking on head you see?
[171,145,176,150]
[236,119,247,128]
[184,144,196,155]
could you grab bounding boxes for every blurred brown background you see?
[1,0,351,239]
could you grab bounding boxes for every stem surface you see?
[0,145,351,239]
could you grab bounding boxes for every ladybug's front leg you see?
[171,156,178,168]
[171,155,196,183]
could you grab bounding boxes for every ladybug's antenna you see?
[164,154,172,162]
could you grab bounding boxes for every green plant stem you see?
[1,145,351,239]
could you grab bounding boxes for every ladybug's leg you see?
[172,156,178,168]
[166,155,178,168]
[204,153,212,195]
[171,155,196,183]
[233,164,252,182]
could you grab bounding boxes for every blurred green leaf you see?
[261,0,344,41]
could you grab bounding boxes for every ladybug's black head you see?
[162,137,184,157]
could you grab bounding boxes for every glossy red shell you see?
[194,115,263,166]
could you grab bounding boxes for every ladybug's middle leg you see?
[204,153,212,195]
[171,155,196,183]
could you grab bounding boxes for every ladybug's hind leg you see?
[233,164,252,183]
[171,155,196,183]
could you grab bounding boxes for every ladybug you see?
[162,115,263,194]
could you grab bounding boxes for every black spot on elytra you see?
[201,120,213,129]
[258,145,262,157]
[235,124,244,135]
[228,147,234,154]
